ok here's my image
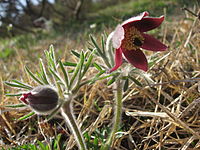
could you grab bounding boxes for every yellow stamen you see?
[121,26,144,50]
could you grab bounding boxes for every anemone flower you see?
[110,11,167,72]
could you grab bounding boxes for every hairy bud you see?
[20,85,59,115]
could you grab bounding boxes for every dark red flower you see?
[20,85,59,115]
[110,11,167,72]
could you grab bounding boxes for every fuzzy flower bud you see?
[20,85,59,115]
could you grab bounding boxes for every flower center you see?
[121,26,144,50]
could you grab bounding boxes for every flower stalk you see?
[61,98,87,150]
[101,78,123,150]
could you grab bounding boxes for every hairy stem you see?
[101,79,123,150]
[61,100,87,150]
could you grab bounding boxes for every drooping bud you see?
[20,85,59,115]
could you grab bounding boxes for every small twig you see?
[182,7,200,19]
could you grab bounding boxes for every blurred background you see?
[0,0,197,37]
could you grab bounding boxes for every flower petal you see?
[130,16,165,32]
[122,11,149,26]
[112,25,125,49]
[141,33,168,51]
[122,49,148,71]
[109,48,123,72]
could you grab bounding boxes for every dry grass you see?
[0,10,200,150]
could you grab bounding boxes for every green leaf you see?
[90,70,106,84]
[107,77,115,86]
[25,66,44,85]
[53,134,62,150]
[93,136,99,148]
[5,93,22,97]
[90,34,111,68]
[69,51,85,89]
[84,132,91,141]
[39,59,50,84]
[101,35,105,54]
[48,67,65,86]
[11,80,33,89]
[90,35,104,56]
[71,50,80,58]
[93,62,103,71]
[18,111,35,121]
[37,141,48,150]
[128,76,142,87]
[48,45,57,71]
[78,51,85,79]
[4,81,31,90]
[81,51,94,77]
[59,60,69,88]
[63,61,77,67]
[123,78,129,92]
[4,103,26,108]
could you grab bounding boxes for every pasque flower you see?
[110,11,167,72]
[20,85,59,115]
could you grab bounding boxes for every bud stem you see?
[101,79,123,150]
[61,100,87,150]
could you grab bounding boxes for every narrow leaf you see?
[107,77,115,86]
[4,81,31,90]
[101,35,105,54]
[48,45,57,71]
[71,50,80,58]
[123,78,129,92]
[11,80,32,90]
[59,60,69,88]
[81,52,94,77]
[18,111,35,121]
[6,93,22,97]
[69,51,84,89]
[39,59,50,84]
[90,35,103,56]
[93,62,103,71]
[4,103,26,108]
[128,76,142,87]
[25,66,44,85]
[63,61,77,67]
[49,67,65,85]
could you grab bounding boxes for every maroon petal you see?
[122,49,148,71]
[122,11,149,27]
[141,33,168,51]
[109,48,123,72]
[126,16,164,32]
